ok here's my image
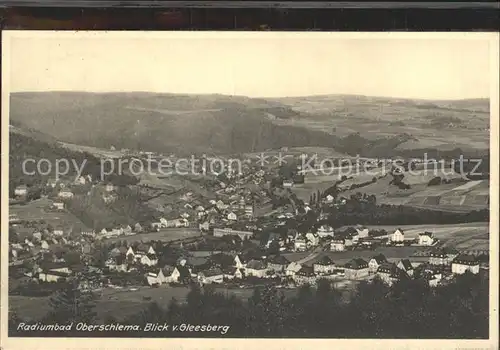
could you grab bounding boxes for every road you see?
[295,243,328,265]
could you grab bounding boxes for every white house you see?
[40,240,50,250]
[356,226,369,238]
[198,268,224,284]
[391,228,405,243]
[323,194,335,204]
[397,259,414,277]
[52,202,65,210]
[330,238,346,252]
[317,225,334,238]
[58,190,74,199]
[305,232,320,247]
[368,254,388,274]
[234,255,247,269]
[451,254,480,275]
[344,259,369,280]
[146,269,166,286]
[293,266,317,286]
[75,176,86,185]
[283,180,294,188]
[14,185,28,197]
[294,235,308,252]
[52,229,64,236]
[245,259,268,278]
[39,269,71,283]
[162,265,181,283]
[418,232,435,246]
[313,256,336,275]
[286,262,302,277]
[227,212,238,221]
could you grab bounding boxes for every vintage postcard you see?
[1,31,498,349]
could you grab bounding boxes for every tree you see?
[46,276,97,324]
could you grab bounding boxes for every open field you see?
[312,246,430,266]
[9,198,90,238]
[10,285,299,322]
[104,228,201,244]
[347,222,489,252]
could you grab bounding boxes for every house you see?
[134,222,143,233]
[305,232,320,247]
[344,258,369,280]
[266,232,282,249]
[32,232,42,241]
[377,263,409,286]
[234,254,247,269]
[330,238,346,252]
[397,259,415,277]
[293,266,316,285]
[294,234,308,252]
[47,179,58,188]
[317,225,334,238]
[198,221,209,232]
[213,228,253,240]
[40,240,50,250]
[245,259,268,278]
[75,176,86,185]
[14,185,28,197]
[162,265,181,283]
[429,248,459,265]
[105,256,128,272]
[286,262,302,277]
[227,212,238,221]
[267,255,290,274]
[368,254,388,273]
[198,268,224,284]
[146,269,166,286]
[344,235,354,247]
[123,225,133,235]
[140,253,158,267]
[418,232,435,246]
[283,180,294,188]
[390,228,405,243]
[52,229,64,236]
[222,266,243,280]
[313,256,335,275]
[452,254,480,275]
[58,190,74,199]
[323,194,335,204]
[39,267,72,282]
[356,226,369,238]
[52,202,65,210]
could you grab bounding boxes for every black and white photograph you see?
[1,31,498,346]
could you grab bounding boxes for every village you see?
[8,152,489,308]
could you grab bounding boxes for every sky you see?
[5,32,494,100]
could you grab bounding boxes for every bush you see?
[428,177,442,186]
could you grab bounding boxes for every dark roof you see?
[162,265,176,276]
[371,254,387,264]
[315,255,334,266]
[419,231,433,237]
[377,262,398,274]
[399,259,413,270]
[175,265,191,279]
[269,255,290,265]
[345,258,368,270]
[453,254,479,265]
[246,259,268,270]
[200,268,224,277]
[297,265,315,276]
[222,266,238,275]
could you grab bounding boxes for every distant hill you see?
[10,92,326,156]
[9,92,490,158]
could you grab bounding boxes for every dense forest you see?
[9,272,489,339]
